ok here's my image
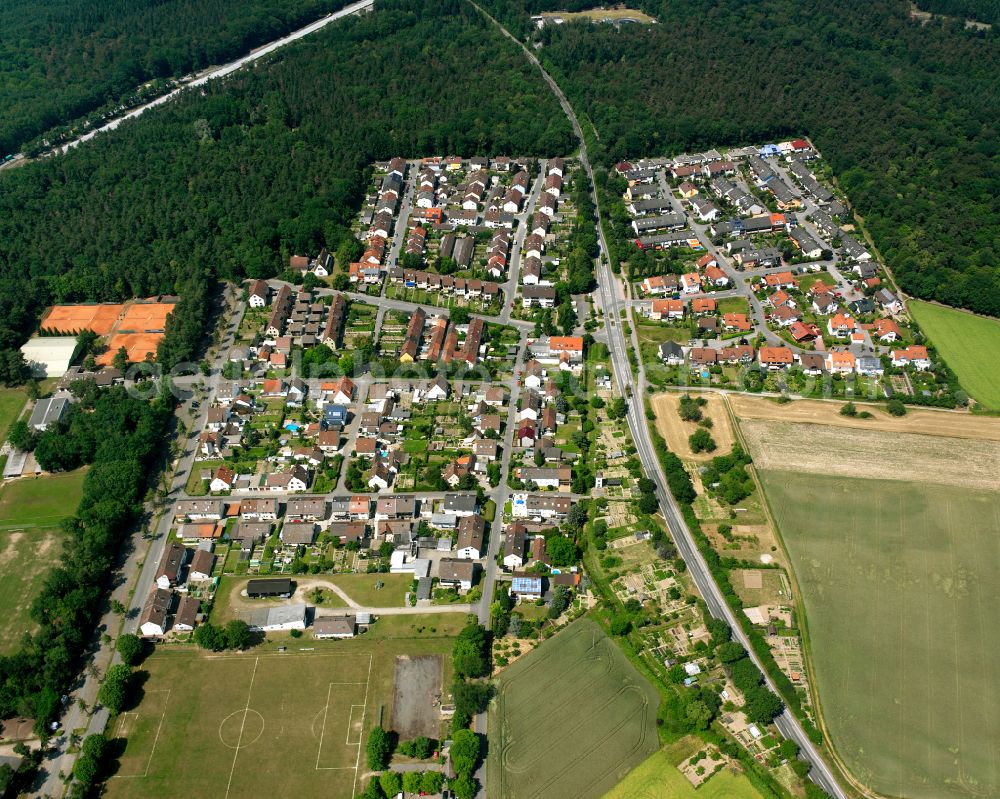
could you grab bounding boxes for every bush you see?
[688,428,716,453]
[115,633,144,666]
[450,728,480,775]
[379,771,401,796]
[887,398,907,416]
[840,401,857,417]
[365,726,391,770]
[97,664,132,714]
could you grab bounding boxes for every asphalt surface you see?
[468,3,851,797]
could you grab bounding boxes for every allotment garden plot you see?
[488,619,659,799]
[106,651,373,799]
[760,470,1000,799]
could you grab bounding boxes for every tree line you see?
[0,0,574,384]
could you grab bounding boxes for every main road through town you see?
[467,3,850,797]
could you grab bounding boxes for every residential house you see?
[455,514,486,559]
[188,549,215,581]
[155,542,186,590]
[892,345,931,370]
[139,588,172,637]
[758,346,794,370]
[437,559,477,592]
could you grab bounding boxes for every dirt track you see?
[651,392,735,460]
[728,394,1000,442]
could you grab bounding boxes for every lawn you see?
[604,745,766,799]
[0,469,86,530]
[760,469,1000,799]
[104,618,462,799]
[795,271,835,294]
[0,470,87,652]
[0,387,26,444]
[717,296,751,316]
[909,299,1000,409]
[488,618,660,799]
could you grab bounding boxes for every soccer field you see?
[488,619,660,799]
[760,470,1000,799]
[106,651,374,799]
[909,299,1000,409]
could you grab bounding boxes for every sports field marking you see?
[224,657,259,799]
[111,689,171,779]
[314,653,372,783]
[352,654,373,798]
[345,705,365,745]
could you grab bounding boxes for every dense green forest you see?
[916,0,1000,23]
[0,0,572,382]
[483,0,1000,318]
[0,0,361,154]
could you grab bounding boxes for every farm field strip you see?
[738,418,1000,490]
[726,393,1000,442]
[909,299,1000,410]
[488,619,659,799]
[759,470,1000,799]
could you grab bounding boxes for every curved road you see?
[466,3,849,797]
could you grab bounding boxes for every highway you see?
[468,2,849,797]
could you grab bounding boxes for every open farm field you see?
[0,470,86,653]
[739,418,1000,491]
[651,392,735,460]
[488,618,659,799]
[105,620,461,799]
[603,742,766,799]
[727,393,1000,442]
[909,299,1000,410]
[760,470,1000,799]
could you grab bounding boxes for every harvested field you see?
[760,470,1000,799]
[391,655,443,739]
[727,393,1000,442]
[488,618,659,799]
[40,303,124,335]
[739,418,1000,490]
[651,392,735,460]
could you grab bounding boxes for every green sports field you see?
[106,615,461,799]
[603,745,766,799]
[0,470,86,652]
[909,299,1000,409]
[488,618,660,799]
[760,469,1000,799]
